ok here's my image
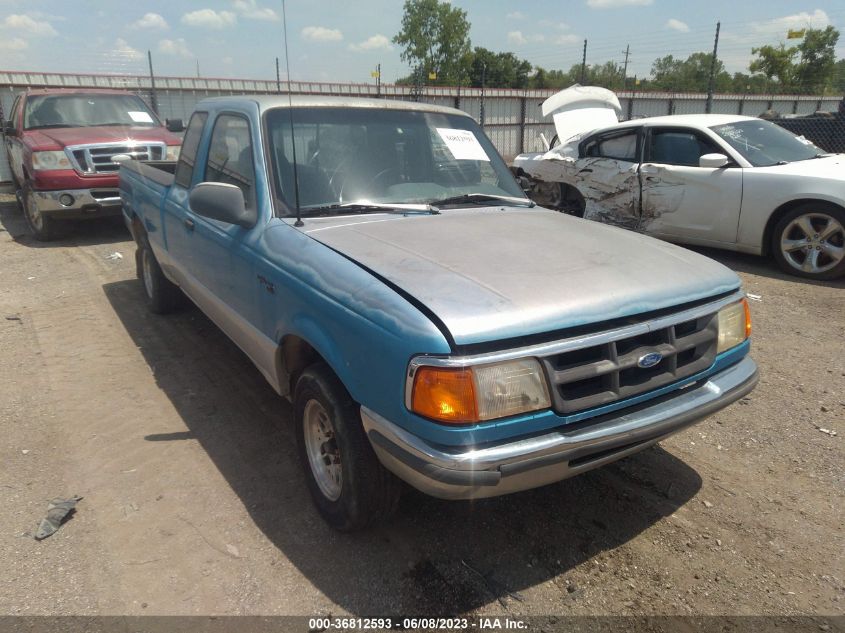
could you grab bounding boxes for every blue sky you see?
[0,0,843,84]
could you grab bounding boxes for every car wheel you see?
[20,182,63,241]
[138,234,182,314]
[772,203,845,280]
[294,363,401,531]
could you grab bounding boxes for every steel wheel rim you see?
[142,250,155,299]
[780,212,845,274]
[25,190,43,231]
[303,399,342,501]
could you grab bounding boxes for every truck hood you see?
[300,208,740,346]
[542,85,621,144]
[25,125,179,149]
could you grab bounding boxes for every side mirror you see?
[165,118,185,133]
[189,182,256,228]
[699,153,729,168]
[1,120,15,136]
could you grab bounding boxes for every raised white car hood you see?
[542,85,621,143]
[299,208,740,346]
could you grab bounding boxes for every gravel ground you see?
[0,195,842,621]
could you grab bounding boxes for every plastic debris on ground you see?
[747,293,762,301]
[105,252,123,260]
[34,496,82,541]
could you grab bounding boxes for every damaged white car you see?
[513,86,845,280]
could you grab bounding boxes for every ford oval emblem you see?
[637,352,663,368]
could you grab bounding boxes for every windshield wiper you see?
[302,201,440,216]
[427,193,535,208]
[26,124,83,129]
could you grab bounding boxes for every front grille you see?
[68,143,165,174]
[540,313,718,414]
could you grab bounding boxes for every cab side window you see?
[205,114,256,210]
[648,129,722,167]
[174,112,208,188]
[583,130,639,162]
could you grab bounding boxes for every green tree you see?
[749,43,797,91]
[794,26,839,93]
[833,59,845,94]
[393,0,471,85]
[649,52,730,91]
[466,47,532,88]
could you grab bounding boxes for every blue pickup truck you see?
[119,95,758,530]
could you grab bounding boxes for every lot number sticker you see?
[128,111,154,123]
[436,128,490,161]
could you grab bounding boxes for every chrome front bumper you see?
[362,356,758,500]
[29,188,122,217]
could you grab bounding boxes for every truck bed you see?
[120,159,176,188]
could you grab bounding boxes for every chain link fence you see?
[1,70,843,186]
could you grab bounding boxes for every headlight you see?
[165,145,181,161]
[32,151,72,171]
[717,298,751,353]
[410,358,551,424]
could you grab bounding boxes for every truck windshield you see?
[265,106,527,215]
[710,119,822,167]
[23,94,160,130]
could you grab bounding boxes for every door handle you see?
[184,217,195,230]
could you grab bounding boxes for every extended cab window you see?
[174,112,208,189]
[205,114,256,210]
[648,129,721,167]
[583,130,638,162]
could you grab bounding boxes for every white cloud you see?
[507,31,544,46]
[0,37,28,51]
[587,0,652,8]
[555,33,581,45]
[348,34,392,52]
[665,18,689,33]
[301,26,343,42]
[232,0,279,21]
[111,38,144,62]
[1,14,57,36]
[158,38,193,58]
[751,9,829,36]
[181,9,237,29]
[132,13,169,30]
[506,11,525,20]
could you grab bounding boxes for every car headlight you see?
[410,358,551,424]
[165,145,181,161]
[32,151,72,171]
[717,298,751,353]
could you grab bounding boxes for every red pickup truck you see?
[2,88,183,240]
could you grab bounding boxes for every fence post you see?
[519,95,527,155]
[147,50,158,115]
[792,99,799,115]
[626,92,634,120]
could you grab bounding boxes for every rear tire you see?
[138,234,182,314]
[20,182,63,241]
[294,363,401,531]
[771,203,845,280]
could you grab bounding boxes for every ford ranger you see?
[2,88,182,241]
[118,95,758,531]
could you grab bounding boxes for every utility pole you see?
[621,44,630,90]
[705,21,721,114]
[480,62,486,128]
[147,50,158,115]
[580,39,587,83]
[275,57,281,94]
[376,63,381,97]
[196,59,200,78]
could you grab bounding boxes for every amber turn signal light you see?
[411,366,479,424]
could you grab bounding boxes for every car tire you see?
[137,234,183,314]
[294,363,401,531]
[20,181,63,241]
[771,203,845,280]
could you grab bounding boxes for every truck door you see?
[178,112,263,336]
[576,127,642,228]
[3,96,24,186]
[639,126,743,245]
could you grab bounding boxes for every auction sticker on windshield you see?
[128,111,154,123]
[436,128,490,161]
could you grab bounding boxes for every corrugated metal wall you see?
[1,71,842,185]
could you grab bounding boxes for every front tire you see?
[294,363,400,531]
[772,203,845,280]
[137,234,182,314]
[20,182,63,241]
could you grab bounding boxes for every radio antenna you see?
[281,0,303,226]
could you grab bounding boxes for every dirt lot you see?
[0,195,842,619]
